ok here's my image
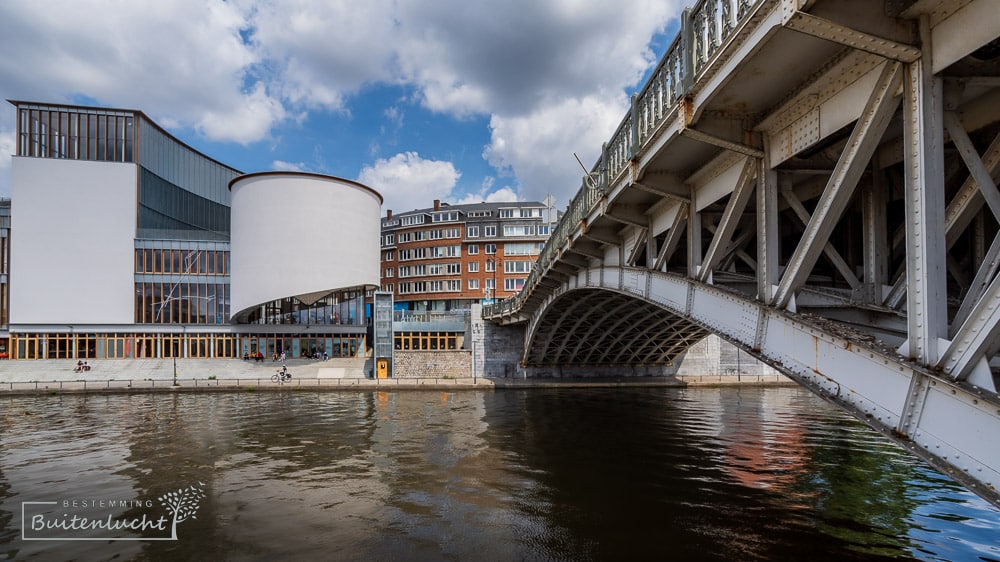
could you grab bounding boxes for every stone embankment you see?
[0,346,795,395]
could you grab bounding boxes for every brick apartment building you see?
[380,199,554,314]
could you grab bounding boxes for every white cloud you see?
[0,0,279,144]
[484,95,627,206]
[0,0,685,203]
[358,152,461,213]
[453,186,520,206]
[272,160,307,172]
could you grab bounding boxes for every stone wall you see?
[674,335,779,377]
[393,350,471,378]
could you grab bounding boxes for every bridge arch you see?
[525,287,708,367]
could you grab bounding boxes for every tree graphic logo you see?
[157,483,206,540]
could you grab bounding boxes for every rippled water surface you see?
[1,387,998,561]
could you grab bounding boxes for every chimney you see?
[386,210,393,220]
[434,199,440,211]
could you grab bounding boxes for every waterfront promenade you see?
[0,356,792,394]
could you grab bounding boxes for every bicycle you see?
[272,367,292,384]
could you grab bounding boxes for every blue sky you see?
[0,0,684,213]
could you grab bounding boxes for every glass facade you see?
[137,119,237,241]
[16,104,134,162]
[134,241,231,324]
[240,289,368,326]
[7,101,378,361]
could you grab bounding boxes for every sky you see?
[0,0,684,214]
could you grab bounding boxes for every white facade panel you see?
[229,173,382,317]
[10,157,137,325]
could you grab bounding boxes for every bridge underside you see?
[524,289,707,366]
[486,0,1000,506]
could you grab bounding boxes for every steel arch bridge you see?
[484,0,1000,507]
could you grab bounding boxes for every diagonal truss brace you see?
[772,61,903,308]
[781,190,862,289]
[698,157,757,283]
[951,233,1000,338]
[653,202,689,271]
[937,268,1000,384]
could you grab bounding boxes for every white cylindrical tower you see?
[228,172,383,321]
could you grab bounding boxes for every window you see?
[485,260,496,272]
[428,264,444,275]
[504,243,540,256]
[446,263,461,274]
[401,215,426,226]
[503,225,535,236]
[446,228,461,238]
[504,261,532,274]
[485,278,495,289]
[385,268,394,277]
[468,262,479,273]
[539,225,550,235]
[382,234,395,246]
[504,278,526,291]
[467,244,479,255]
[469,279,479,289]
[499,208,515,218]
[384,250,394,261]
[485,244,497,254]
[467,226,479,238]
[398,232,411,243]
[467,210,492,217]
[485,226,497,237]
[432,211,459,222]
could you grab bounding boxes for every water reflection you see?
[0,388,997,561]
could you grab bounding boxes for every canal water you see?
[0,387,998,561]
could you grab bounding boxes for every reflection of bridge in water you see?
[484,0,1000,506]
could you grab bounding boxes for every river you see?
[1,386,998,560]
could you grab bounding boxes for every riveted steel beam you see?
[861,163,889,303]
[680,128,765,159]
[901,18,947,365]
[581,228,619,246]
[944,111,1000,222]
[654,202,688,271]
[773,61,903,309]
[951,234,1000,338]
[757,141,779,303]
[604,204,648,228]
[782,10,920,63]
[781,190,862,289]
[705,222,757,274]
[944,131,1000,250]
[626,229,648,267]
[523,267,1000,507]
[699,157,757,283]
[937,269,1000,384]
[633,178,691,203]
[566,243,604,261]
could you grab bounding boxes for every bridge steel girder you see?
[484,0,1000,508]
[524,266,1000,507]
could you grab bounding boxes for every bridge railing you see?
[484,0,766,319]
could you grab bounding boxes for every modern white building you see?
[3,100,382,360]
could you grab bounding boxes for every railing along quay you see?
[0,377,494,392]
[484,0,765,319]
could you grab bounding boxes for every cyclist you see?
[272,365,292,383]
